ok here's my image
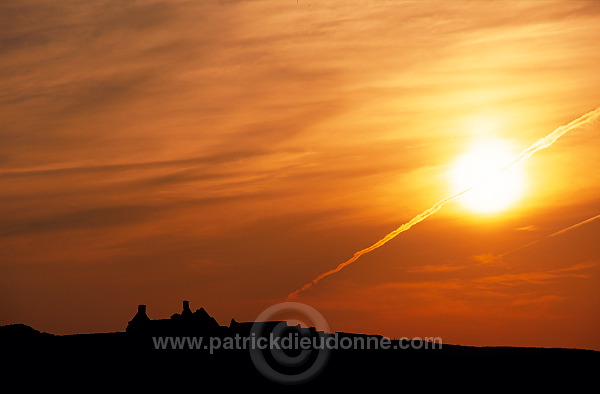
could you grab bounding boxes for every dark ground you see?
[1,323,598,391]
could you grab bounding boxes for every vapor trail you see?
[509,213,600,255]
[550,214,600,237]
[286,106,600,300]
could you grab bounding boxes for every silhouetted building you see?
[229,319,287,337]
[126,300,374,352]
[126,300,224,336]
[130,305,151,324]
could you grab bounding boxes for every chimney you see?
[130,304,150,322]
[182,300,192,316]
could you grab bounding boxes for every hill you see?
[2,302,598,391]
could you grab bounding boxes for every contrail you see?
[286,106,600,300]
[473,213,600,264]
[549,214,600,237]
[509,213,600,255]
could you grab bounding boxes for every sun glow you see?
[451,139,526,214]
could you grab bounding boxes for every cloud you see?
[473,262,598,289]
[471,253,503,265]
[516,225,538,232]
[404,263,465,274]
[1,0,599,341]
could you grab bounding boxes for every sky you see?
[1,0,599,350]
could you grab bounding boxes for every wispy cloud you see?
[473,261,598,289]
[1,1,599,341]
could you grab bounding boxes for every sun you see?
[450,139,525,214]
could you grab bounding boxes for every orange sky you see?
[1,1,599,350]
